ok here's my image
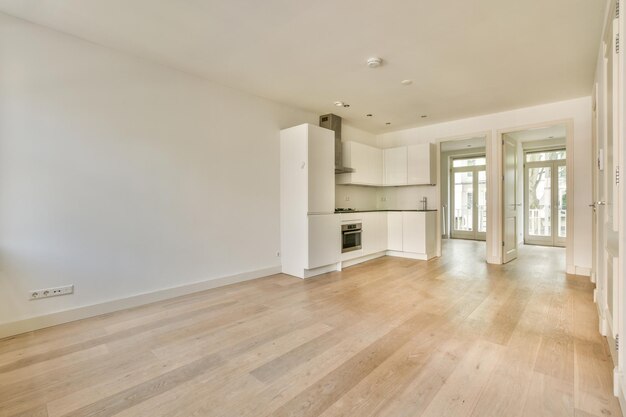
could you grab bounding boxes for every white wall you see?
[377,97,592,271]
[0,13,318,333]
[342,124,377,146]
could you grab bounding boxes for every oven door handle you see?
[343,230,362,235]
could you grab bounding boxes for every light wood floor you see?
[0,240,621,417]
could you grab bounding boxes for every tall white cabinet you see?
[280,124,340,278]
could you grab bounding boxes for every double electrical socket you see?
[30,285,74,300]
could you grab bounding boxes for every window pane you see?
[477,170,487,233]
[528,166,552,236]
[453,157,486,167]
[453,171,473,231]
[526,149,566,162]
[558,165,567,238]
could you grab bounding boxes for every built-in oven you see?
[341,223,362,253]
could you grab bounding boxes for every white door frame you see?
[523,153,567,247]
[450,156,487,241]
[435,131,491,259]
[496,119,574,271]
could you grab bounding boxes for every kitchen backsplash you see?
[336,184,438,211]
[335,185,378,210]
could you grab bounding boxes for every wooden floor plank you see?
[0,240,620,417]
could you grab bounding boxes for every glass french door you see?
[524,149,566,247]
[450,156,486,241]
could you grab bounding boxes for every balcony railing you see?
[528,208,566,237]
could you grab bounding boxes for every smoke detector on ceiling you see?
[367,57,383,68]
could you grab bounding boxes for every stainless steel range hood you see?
[319,113,354,174]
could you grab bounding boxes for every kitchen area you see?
[280,115,438,279]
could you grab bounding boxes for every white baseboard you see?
[341,252,386,268]
[0,265,281,340]
[594,294,608,337]
[301,263,340,279]
[386,250,435,261]
[574,266,592,277]
[486,255,501,264]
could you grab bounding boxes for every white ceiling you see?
[440,136,486,152]
[505,124,567,142]
[0,0,607,133]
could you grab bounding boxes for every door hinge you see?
[617,0,620,19]
[502,241,505,247]
[616,334,620,352]
[616,165,620,185]
[617,33,620,54]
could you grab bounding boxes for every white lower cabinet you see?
[361,212,388,255]
[306,211,436,274]
[307,214,340,269]
[388,211,437,259]
[387,212,403,251]
[402,212,426,254]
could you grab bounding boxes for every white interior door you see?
[502,137,518,263]
[594,1,622,371]
[604,10,620,348]
[592,85,604,286]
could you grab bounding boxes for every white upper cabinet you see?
[336,141,383,186]
[383,147,408,186]
[337,141,436,187]
[407,143,437,185]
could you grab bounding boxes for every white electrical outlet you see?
[30,285,74,300]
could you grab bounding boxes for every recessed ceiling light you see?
[334,101,344,107]
[401,79,413,86]
[385,122,391,125]
[421,115,428,118]
[366,114,373,117]
[367,57,383,68]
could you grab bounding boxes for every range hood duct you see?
[319,113,354,174]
